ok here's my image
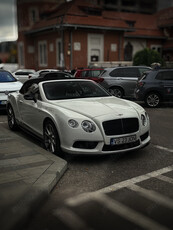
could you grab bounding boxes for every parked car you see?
[7,78,150,156]
[13,69,35,83]
[28,69,59,79]
[0,69,23,109]
[74,68,104,83]
[98,66,151,98]
[135,69,173,107]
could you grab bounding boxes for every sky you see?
[0,0,18,42]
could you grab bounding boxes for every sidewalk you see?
[0,122,67,230]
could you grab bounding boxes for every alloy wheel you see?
[109,87,123,98]
[146,93,160,107]
[7,105,18,130]
[44,122,57,153]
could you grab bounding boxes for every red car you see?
[74,68,104,83]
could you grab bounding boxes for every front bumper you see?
[61,131,150,155]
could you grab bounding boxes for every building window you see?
[29,7,39,25]
[151,45,162,54]
[56,39,63,67]
[104,0,117,5]
[38,41,47,67]
[122,0,136,7]
[125,20,135,27]
[124,42,133,61]
[18,42,24,68]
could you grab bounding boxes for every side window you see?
[155,72,164,80]
[15,72,31,75]
[162,71,173,80]
[125,68,139,77]
[81,71,87,78]
[15,72,21,75]
[110,69,124,77]
[92,70,101,77]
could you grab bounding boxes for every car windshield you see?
[0,71,16,82]
[43,81,110,100]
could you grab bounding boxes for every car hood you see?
[50,97,139,119]
[0,81,23,91]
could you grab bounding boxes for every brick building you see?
[17,0,173,70]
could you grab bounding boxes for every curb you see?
[0,122,68,230]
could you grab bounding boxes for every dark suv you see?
[135,69,173,107]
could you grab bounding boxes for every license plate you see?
[0,100,7,105]
[110,135,136,145]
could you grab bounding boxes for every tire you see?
[43,120,63,156]
[7,104,18,131]
[145,92,161,108]
[109,87,123,98]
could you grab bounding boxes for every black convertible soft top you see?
[19,71,73,94]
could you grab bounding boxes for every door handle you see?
[19,100,23,103]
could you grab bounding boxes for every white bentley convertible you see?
[7,78,150,156]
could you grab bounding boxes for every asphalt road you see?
[1,102,173,229]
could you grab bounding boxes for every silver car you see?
[13,69,35,83]
[98,66,151,98]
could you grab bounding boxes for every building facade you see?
[17,0,173,70]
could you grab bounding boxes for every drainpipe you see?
[119,33,122,61]
[70,30,73,70]
[61,29,65,69]
[60,16,65,69]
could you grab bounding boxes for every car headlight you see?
[81,120,96,133]
[68,119,79,128]
[141,112,148,126]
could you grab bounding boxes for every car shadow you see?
[64,148,143,164]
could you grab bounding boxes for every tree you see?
[133,48,164,67]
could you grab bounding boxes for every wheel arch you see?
[43,117,63,155]
[7,96,20,121]
[43,117,61,139]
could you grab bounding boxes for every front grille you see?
[103,118,139,136]
[102,140,140,151]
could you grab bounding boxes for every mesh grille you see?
[103,118,139,136]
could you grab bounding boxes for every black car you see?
[39,71,73,79]
[135,69,173,107]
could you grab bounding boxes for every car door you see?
[154,71,173,99]
[110,67,140,97]
[162,71,173,99]
[18,88,45,136]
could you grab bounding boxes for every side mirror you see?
[24,93,37,103]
